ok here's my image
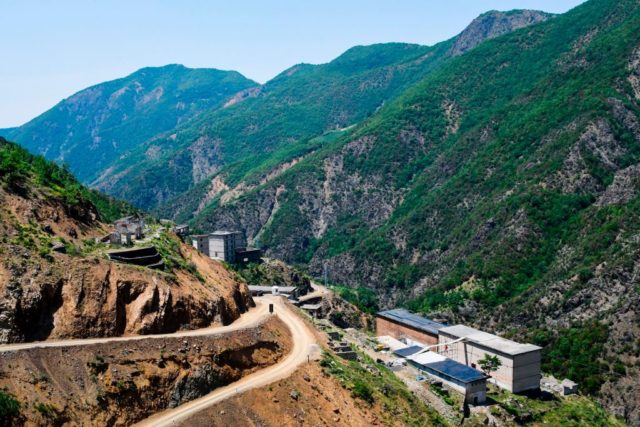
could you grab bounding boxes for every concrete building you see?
[248,285,300,298]
[114,216,144,239]
[438,325,542,393]
[235,247,263,265]
[191,234,211,256]
[208,231,243,263]
[408,351,487,404]
[376,309,446,346]
[191,230,262,264]
[174,224,189,241]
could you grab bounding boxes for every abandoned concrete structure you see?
[376,309,446,346]
[438,325,542,393]
[248,285,300,298]
[108,215,145,245]
[191,230,263,264]
[174,224,189,241]
[209,230,243,262]
[235,247,262,264]
[191,234,211,256]
[114,216,144,239]
[107,246,164,270]
[407,351,487,405]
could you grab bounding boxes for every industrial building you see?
[376,309,446,345]
[438,325,542,393]
[407,351,487,404]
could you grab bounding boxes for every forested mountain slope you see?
[2,65,257,182]
[90,10,549,211]
[186,0,640,422]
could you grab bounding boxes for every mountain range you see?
[3,0,640,423]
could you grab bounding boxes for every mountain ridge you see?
[2,65,258,183]
[173,0,640,422]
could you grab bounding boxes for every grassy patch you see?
[320,351,447,426]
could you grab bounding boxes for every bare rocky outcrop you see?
[595,163,640,206]
[628,45,640,100]
[189,136,223,184]
[450,10,552,56]
[549,119,625,194]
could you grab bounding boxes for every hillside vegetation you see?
[176,0,640,423]
[2,65,257,182]
[82,10,549,210]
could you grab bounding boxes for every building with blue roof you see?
[407,351,488,404]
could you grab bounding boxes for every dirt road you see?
[0,299,269,353]
[133,295,318,427]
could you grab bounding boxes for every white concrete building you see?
[438,325,542,393]
[208,230,243,263]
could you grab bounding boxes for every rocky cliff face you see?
[450,10,552,56]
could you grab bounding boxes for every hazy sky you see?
[1,0,586,128]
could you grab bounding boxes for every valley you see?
[2,0,640,425]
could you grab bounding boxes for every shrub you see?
[351,379,375,404]
[0,390,20,424]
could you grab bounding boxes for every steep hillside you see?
[2,65,257,182]
[184,0,640,422]
[0,138,252,343]
[88,10,550,211]
[0,316,290,426]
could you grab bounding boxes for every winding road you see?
[0,295,318,426]
[134,294,318,426]
[0,298,271,353]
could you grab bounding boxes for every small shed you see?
[408,351,487,405]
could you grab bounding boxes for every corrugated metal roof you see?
[420,359,487,384]
[393,345,424,358]
[407,351,447,365]
[440,325,541,356]
[377,309,445,335]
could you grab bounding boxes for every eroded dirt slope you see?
[0,184,252,343]
[0,316,290,426]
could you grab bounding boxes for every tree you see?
[478,353,502,377]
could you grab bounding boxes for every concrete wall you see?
[438,332,541,393]
[192,237,209,256]
[209,238,228,261]
[376,317,438,346]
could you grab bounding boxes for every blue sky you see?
[1,0,586,128]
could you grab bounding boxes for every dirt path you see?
[0,299,269,353]
[133,295,318,427]
[298,282,330,303]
